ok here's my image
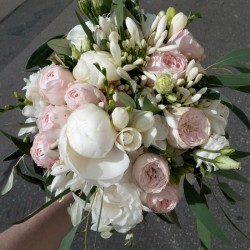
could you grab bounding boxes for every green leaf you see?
[3,150,23,161]
[22,159,46,182]
[0,129,31,155]
[197,219,211,250]
[14,188,70,224]
[115,0,126,39]
[143,96,161,114]
[184,178,229,242]
[59,225,79,250]
[214,48,250,66]
[213,191,250,240]
[14,164,45,186]
[204,74,250,93]
[26,35,64,69]
[218,182,245,203]
[215,170,249,183]
[47,39,72,56]
[156,210,181,228]
[1,168,14,195]
[231,150,250,159]
[117,92,136,108]
[187,11,202,26]
[75,11,95,45]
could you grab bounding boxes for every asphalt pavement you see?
[0,0,250,249]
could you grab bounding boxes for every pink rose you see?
[167,107,211,149]
[145,51,188,81]
[36,105,70,139]
[168,29,205,62]
[132,153,169,193]
[30,133,59,168]
[64,83,105,110]
[145,184,179,213]
[38,65,75,105]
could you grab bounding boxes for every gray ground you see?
[0,0,250,249]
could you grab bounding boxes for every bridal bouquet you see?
[1,0,250,249]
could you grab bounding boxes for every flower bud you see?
[168,12,188,38]
[92,0,112,17]
[220,147,235,155]
[78,0,91,15]
[154,74,174,94]
[166,7,176,27]
[111,107,129,131]
[71,46,81,60]
[214,156,240,170]
[130,111,155,132]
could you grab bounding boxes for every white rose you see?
[67,23,96,52]
[115,127,142,152]
[73,51,120,89]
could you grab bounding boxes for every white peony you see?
[90,180,143,234]
[58,104,130,187]
[73,51,120,89]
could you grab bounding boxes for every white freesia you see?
[111,107,129,131]
[65,104,116,158]
[141,13,157,39]
[194,135,229,171]
[168,12,188,38]
[201,100,229,135]
[90,180,143,234]
[73,51,120,89]
[115,127,142,152]
[67,23,96,52]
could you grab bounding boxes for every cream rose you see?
[73,51,120,89]
[168,29,205,62]
[167,107,211,149]
[145,184,179,213]
[38,65,75,105]
[115,127,142,152]
[145,51,188,80]
[132,153,170,193]
[30,132,59,169]
[64,83,105,111]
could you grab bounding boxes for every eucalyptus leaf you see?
[197,219,211,250]
[59,225,79,250]
[218,182,245,202]
[213,192,250,240]
[231,150,250,159]
[214,48,250,66]
[14,164,45,186]
[0,129,31,155]
[1,168,14,195]
[117,92,136,108]
[75,11,95,45]
[143,96,161,114]
[184,178,229,242]
[47,39,72,56]
[3,150,23,161]
[115,0,126,39]
[215,170,249,183]
[26,35,64,69]
[205,74,250,93]
[14,188,70,224]
[22,159,46,182]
